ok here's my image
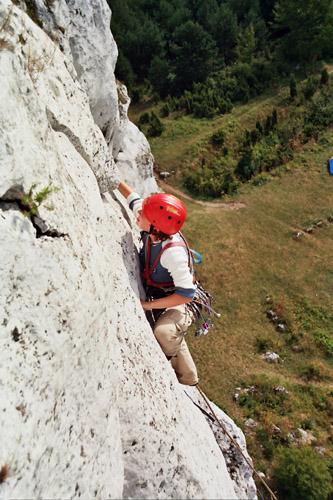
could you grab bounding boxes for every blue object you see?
[328,158,333,175]
[191,249,203,265]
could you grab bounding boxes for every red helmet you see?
[142,193,187,235]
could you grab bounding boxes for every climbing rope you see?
[195,385,278,500]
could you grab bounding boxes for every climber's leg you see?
[153,304,198,385]
[171,339,198,386]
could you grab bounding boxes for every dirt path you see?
[157,179,246,210]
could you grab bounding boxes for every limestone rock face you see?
[112,83,159,196]
[33,0,158,196]
[0,2,249,499]
[185,388,258,500]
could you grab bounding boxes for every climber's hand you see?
[140,300,152,310]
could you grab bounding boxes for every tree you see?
[149,56,173,98]
[170,21,219,93]
[235,24,257,63]
[212,5,239,64]
[259,0,278,23]
[289,74,297,99]
[273,0,333,63]
[320,67,329,85]
[115,50,135,87]
[123,18,164,77]
[196,0,219,34]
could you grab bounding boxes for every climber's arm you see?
[117,180,134,199]
[141,293,192,310]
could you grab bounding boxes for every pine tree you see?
[320,68,329,85]
[171,21,219,93]
[289,75,297,99]
[273,0,333,63]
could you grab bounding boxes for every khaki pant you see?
[153,304,198,386]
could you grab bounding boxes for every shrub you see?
[252,173,271,186]
[210,129,225,147]
[138,112,150,125]
[290,74,297,99]
[256,120,263,136]
[256,428,275,460]
[272,447,332,500]
[303,77,318,100]
[237,376,289,417]
[21,183,58,218]
[299,363,324,382]
[235,149,256,181]
[255,336,273,353]
[183,162,237,198]
[314,329,333,356]
[320,68,329,86]
[159,103,170,117]
[147,112,164,137]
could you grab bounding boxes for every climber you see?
[117,180,198,386]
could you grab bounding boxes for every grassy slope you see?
[131,94,333,475]
[130,87,289,190]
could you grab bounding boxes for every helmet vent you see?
[168,216,172,220]
[160,206,164,209]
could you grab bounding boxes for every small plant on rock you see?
[21,183,59,218]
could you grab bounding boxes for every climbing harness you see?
[143,232,220,337]
[194,385,278,500]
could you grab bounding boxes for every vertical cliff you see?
[0,1,255,498]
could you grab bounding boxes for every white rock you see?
[261,351,280,363]
[297,428,317,445]
[245,418,258,429]
[111,83,159,197]
[185,387,257,500]
[37,0,157,196]
[35,0,119,141]
[274,386,288,394]
[314,446,327,456]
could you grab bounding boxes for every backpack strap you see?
[143,234,194,289]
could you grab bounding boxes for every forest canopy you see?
[108,0,333,97]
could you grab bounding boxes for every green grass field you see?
[131,92,333,481]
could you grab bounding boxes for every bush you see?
[314,329,333,356]
[303,77,318,100]
[138,112,150,125]
[320,68,329,86]
[252,173,271,186]
[147,112,164,137]
[290,74,297,99]
[183,162,237,198]
[235,149,256,181]
[255,336,273,353]
[159,103,170,118]
[237,376,289,417]
[210,129,225,147]
[256,428,275,460]
[299,363,324,382]
[272,447,332,500]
